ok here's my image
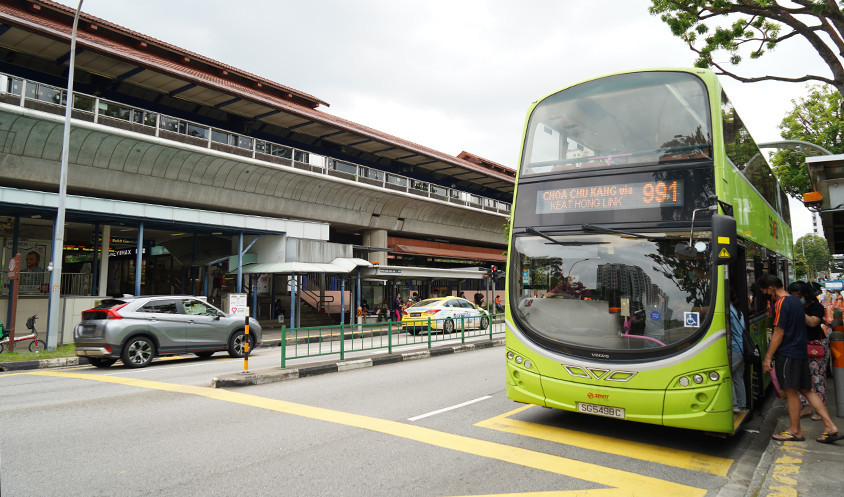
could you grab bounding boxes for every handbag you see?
[808,341,825,358]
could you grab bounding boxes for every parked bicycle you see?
[0,314,46,353]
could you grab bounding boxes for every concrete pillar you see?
[98,225,110,297]
[362,229,388,264]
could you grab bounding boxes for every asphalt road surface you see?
[0,345,772,496]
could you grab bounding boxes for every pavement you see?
[742,376,844,497]
[3,327,844,497]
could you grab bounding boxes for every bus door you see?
[727,246,755,409]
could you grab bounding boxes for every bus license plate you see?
[578,402,625,419]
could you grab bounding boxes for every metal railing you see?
[0,73,511,215]
[280,313,505,368]
[1,271,92,296]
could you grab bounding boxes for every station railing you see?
[280,313,505,368]
[0,73,511,215]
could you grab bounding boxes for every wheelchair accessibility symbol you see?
[683,312,700,328]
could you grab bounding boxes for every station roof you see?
[806,154,844,253]
[0,0,516,197]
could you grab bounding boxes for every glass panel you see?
[24,81,36,100]
[412,180,428,191]
[387,174,407,187]
[143,112,157,127]
[140,300,178,314]
[131,110,143,124]
[294,150,308,162]
[334,161,357,175]
[160,115,180,132]
[187,122,208,139]
[722,90,779,210]
[512,231,712,352]
[73,94,95,112]
[255,140,267,154]
[361,168,384,181]
[235,135,252,150]
[37,84,62,104]
[521,71,712,175]
[211,129,228,144]
[99,101,131,121]
[431,185,448,196]
[7,77,23,95]
[270,144,292,158]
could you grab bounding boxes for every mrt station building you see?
[0,0,513,340]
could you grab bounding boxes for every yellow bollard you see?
[243,315,250,373]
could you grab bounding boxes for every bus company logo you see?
[587,392,609,400]
[591,352,609,359]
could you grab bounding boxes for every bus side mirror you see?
[712,214,737,265]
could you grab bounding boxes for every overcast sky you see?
[55,0,828,237]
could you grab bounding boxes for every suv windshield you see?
[512,232,712,353]
[521,71,712,175]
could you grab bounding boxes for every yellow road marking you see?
[25,371,705,497]
[475,406,733,477]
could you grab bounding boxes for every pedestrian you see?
[377,299,389,322]
[393,294,403,322]
[728,289,747,411]
[759,274,841,443]
[495,295,504,313]
[474,290,484,307]
[787,281,829,421]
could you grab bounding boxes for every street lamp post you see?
[46,0,83,351]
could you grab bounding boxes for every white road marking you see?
[407,395,492,421]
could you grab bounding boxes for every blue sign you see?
[825,280,844,291]
[683,311,700,328]
[650,311,661,321]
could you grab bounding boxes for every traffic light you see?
[491,266,504,282]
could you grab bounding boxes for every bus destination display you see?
[536,180,684,214]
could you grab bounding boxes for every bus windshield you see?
[521,71,712,175]
[512,232,712,353]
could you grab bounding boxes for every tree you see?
[770,85,844,196]
[649,1,844,97]
[793,233,832,280]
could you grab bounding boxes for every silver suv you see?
[74,296,262,368]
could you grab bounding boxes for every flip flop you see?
[772,431,805,441]
[816,432,844,444]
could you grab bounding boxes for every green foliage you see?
[793,234,832,280]
[649,1,844,94]
[0,344,76,362]
[771,85,844,197]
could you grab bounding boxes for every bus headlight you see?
[692,374,704,384]
[709,371,720,382]
[506,351,514,360]
[679,376,690,387]
[524,360,532,369]
[515,356,524,365]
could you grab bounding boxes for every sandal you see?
[816,432,844,444]
[811,414,822,421]
[773,431,805,441]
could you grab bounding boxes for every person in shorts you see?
[759,274,841,443]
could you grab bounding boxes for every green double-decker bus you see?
[505,68,793,434]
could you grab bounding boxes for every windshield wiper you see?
[526,226,566,246]
[581,224,650,239]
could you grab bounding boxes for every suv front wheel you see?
[122,336,155,368]
[228,330,253,358]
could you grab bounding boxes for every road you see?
[0,345,773,497]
